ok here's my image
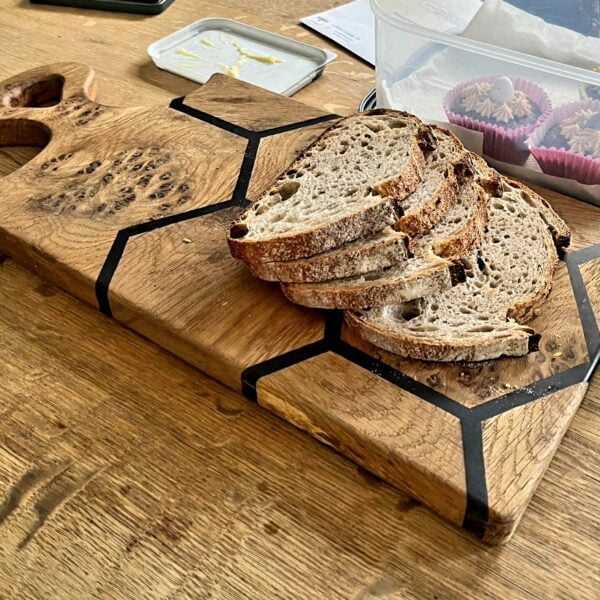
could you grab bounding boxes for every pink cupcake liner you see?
[527,99,600,186]
[444,76,552,165]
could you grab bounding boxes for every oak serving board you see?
[1,63,599,544]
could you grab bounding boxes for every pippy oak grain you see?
[0,0,599,594]
[0,62,599,544]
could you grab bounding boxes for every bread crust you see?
[247,229,410,283]
[396,171,460,236]
[429,184,489,258]
[345,310,535,362]
[228,110,429,262]
[281,258,460,310]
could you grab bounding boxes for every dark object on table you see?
[30,0,175,15]
[507,0,600,37]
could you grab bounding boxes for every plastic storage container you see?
[371,0,600,203]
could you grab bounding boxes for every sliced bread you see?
[281,176,489,308]
[245,127,473,284]
[228,110,434,263]
[395,126,467,236]
[409,176,489,259]
[247,227,411,283]
[282,253,465,310]
[346,179,571,362]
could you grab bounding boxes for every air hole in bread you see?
[389,119,408,129]
[468,325,495,333]
[276,180,301,200]
[254,205,268,216]
[230,223,249,239]
[400,300,421,321]
[365,121,384,133]
[493,201,505,210]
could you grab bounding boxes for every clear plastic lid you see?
[371,0,600,80]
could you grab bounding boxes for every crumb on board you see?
[183,238,192,244]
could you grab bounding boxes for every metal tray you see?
[148,17,337,96]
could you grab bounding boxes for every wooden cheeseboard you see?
[1,63,599,544]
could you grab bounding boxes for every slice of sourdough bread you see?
[228,110,434,263]
[346,179,571,362]
[282,253,466,310]
[247,227,410,282]
[409,176,490,259]
[246,127,472,284]
[281,176,490,308]
[395,126,467,236]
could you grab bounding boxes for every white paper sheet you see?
[301,0,375,65]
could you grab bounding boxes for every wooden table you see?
[0,1,598,598]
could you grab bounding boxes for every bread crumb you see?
[183,238,192,244]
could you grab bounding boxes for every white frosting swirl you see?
[462,92,481,112]
[509,91,532,118]
[476,98,496,118]
[559,108,600,157]
[581,129,600,158]
[492,103,514,123]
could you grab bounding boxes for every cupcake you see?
[444,75,552,165]
[581,66,600,102]
[528,100,600,185]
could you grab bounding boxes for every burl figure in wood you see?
[0,63,599,544]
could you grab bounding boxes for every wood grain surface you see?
[0,0,599,597]
[1,60,597,544]
[257,352,468,525]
